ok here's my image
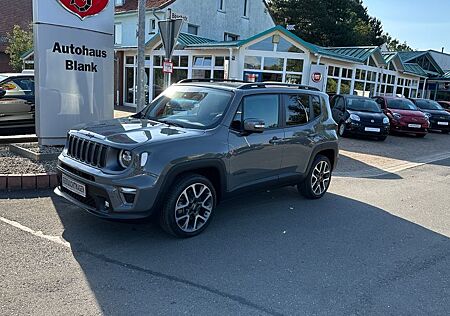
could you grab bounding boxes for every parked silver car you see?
[0,72,35,133]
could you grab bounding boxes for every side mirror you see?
[0,88,6,98]
[243,119,265,133]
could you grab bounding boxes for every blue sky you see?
[363,0,450,52]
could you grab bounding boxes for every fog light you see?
[105,201,110,208]
[119,187,137,205]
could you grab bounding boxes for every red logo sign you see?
[58,0,109,20]
[312,72,322,83]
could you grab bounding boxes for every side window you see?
[335,97,345,111]
[1,78,34,97]
[285,94,311,126]
[242,94,279,129]
[330,96,337,108]
[312,95,321,118]
[375,98,384,109]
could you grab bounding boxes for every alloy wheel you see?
[339,123,346,136]
[311,161,331,196]
[174,183,213,233]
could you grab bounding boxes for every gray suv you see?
[55,81,339,237]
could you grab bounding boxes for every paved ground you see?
[1,133,450,315]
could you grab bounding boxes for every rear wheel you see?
[298,155,332,200]
[159,174,216,238]
[338,122,348,137]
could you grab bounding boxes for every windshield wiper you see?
[159,120,185,128]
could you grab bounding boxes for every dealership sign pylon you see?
[33,0,114,146]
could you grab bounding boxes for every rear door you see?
[228,94,285,191]
[279,93,320,177]
[0,77,35,123]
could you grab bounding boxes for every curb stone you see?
[0,173,58,191]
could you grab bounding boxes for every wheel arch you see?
[158,159,227,205]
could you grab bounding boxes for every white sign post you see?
[33,0,114,146]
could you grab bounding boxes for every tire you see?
[338,122,348,137]
[415,133,426,138]
[442,130,449,134]
[159,174,217,238]
[298,155,332,200]
[377,135,387,141]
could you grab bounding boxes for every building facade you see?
[0,0,33,72]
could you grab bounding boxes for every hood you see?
[72,117,205,145]
[388,108,427,118]
[347,110,386,121]
[419,109,450,117]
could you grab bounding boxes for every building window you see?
[243,0,249,17]
[115,0,124,6]
[149,19,156,34]
[217,0,225,11]
[224,32,239,42]
[188,24,199,35]
[114,24,122,45]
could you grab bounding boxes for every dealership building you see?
[21,0,450,105]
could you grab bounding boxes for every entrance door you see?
[228,94,284,191]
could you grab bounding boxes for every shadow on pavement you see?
[49,187,450,315]
[339,132,450,167]
[334,155,403,179]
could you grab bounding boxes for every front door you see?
[228,94,284,191]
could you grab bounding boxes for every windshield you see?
[347,98,381,113]
[415,99,444,111]
[142,85,233,129]
[0,75,6,83]
[387,99,418,111]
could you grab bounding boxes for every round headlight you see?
[383,117,390,124]
[119,150,133,169]
[349,114,361,122]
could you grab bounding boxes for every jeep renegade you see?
[55,80,339,238]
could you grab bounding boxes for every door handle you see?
[269,136,282,145]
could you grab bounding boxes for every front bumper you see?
[55,155,161,220]
[345,122,390,137]
[390,120,428,134]
[429,120,450,132]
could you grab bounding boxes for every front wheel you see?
[415,133,426,138]
[377,135,388,141]
[159,174,216,238]
[298,155,332,200]
[338,122,348,137]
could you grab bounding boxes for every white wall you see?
[114,0,275,47]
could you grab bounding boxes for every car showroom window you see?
[285,94,311,126]
[242,94,279,129]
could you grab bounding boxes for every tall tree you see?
[5,25,33,72]
[269,0,403,48]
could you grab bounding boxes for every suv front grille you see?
[67,135,108,168]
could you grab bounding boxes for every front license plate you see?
[408,124,422,129]
[438,121,449,126]
[365,127,380,132]
[62,174,86,198]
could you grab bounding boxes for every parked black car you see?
[0,72,35,134]
[331,94,390,141]
[409,98,450,133]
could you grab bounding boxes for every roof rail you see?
[178,79,246,84]
[237,82,321,91]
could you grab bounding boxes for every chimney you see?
[442,47,445,53]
